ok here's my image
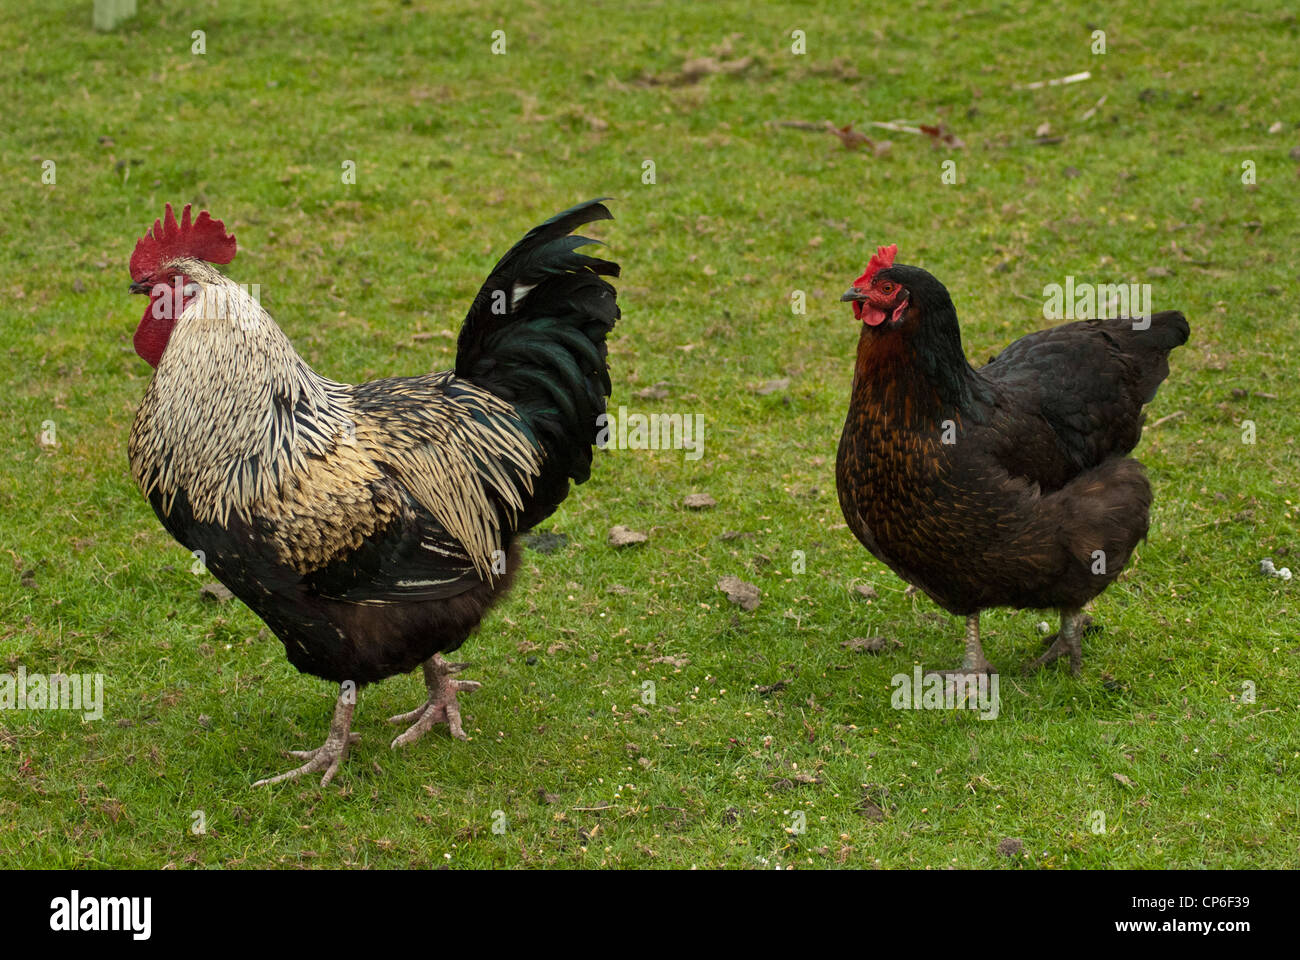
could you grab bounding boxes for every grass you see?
[1,0,1298,869]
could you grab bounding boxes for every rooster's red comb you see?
[130,203,236,282]
[853,243,898,288]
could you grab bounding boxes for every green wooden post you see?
[93,0,137,31]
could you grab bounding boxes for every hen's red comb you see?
[130,203,236,282]
[853,243,898,288]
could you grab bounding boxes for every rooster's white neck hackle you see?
[128,262,542,578]
[130,264,355,527]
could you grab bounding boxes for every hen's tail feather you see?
[1101,310,1190,403]
[455,199,619,532]
[1143,310,1190,348]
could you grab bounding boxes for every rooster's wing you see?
[301,372,541,605]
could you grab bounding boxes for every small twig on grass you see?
[1241,708,1280,721]
[1003,676,1029,697]
[870,120,926,134]
[870,120,965,149]
[1081,94,1108,120]
[1149,410,1186,429]
[1016,70,1091,90]
[774,120,890,154]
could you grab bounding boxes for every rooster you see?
[836,245,1187,677]
[126,200,619,786]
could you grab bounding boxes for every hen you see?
[836,245,1187,676]
[126,200,619,785]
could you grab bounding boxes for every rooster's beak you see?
[841,287,869,303]
[128,280,152,295]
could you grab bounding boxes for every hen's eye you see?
[879,282,895,294]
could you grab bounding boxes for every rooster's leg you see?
[253,686,360,788]
[1026,607,1086,676]
[926,613,995,677]
[388,654,481,748]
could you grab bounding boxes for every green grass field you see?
[2,0,1297,869]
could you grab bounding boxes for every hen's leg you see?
[1040,612,1094,648]
[1026,607,1085,675]
[253,686,359,788]
[388,654,481,748]
[926,613,995,677]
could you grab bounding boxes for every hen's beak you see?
[128,280,152,295]
[841,287,869,303]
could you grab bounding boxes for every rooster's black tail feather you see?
[455,199,620,530]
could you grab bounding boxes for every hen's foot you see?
[388,654,481,748]
[253,689,358,788]
[1026,608,1086,676]
[925,661,996,680]
[925,614,998,678]
[1041,613,1095,647]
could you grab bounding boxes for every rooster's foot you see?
[253,688,358,788]
[388,654,481,748]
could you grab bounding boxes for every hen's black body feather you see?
[836,263,1187,623]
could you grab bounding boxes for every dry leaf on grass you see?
[608,525,648,547]
[754,378,790,395]
[841,636,900,654]
[717,576,761,611]
[199,583,234,603]
[683,493,717,509]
